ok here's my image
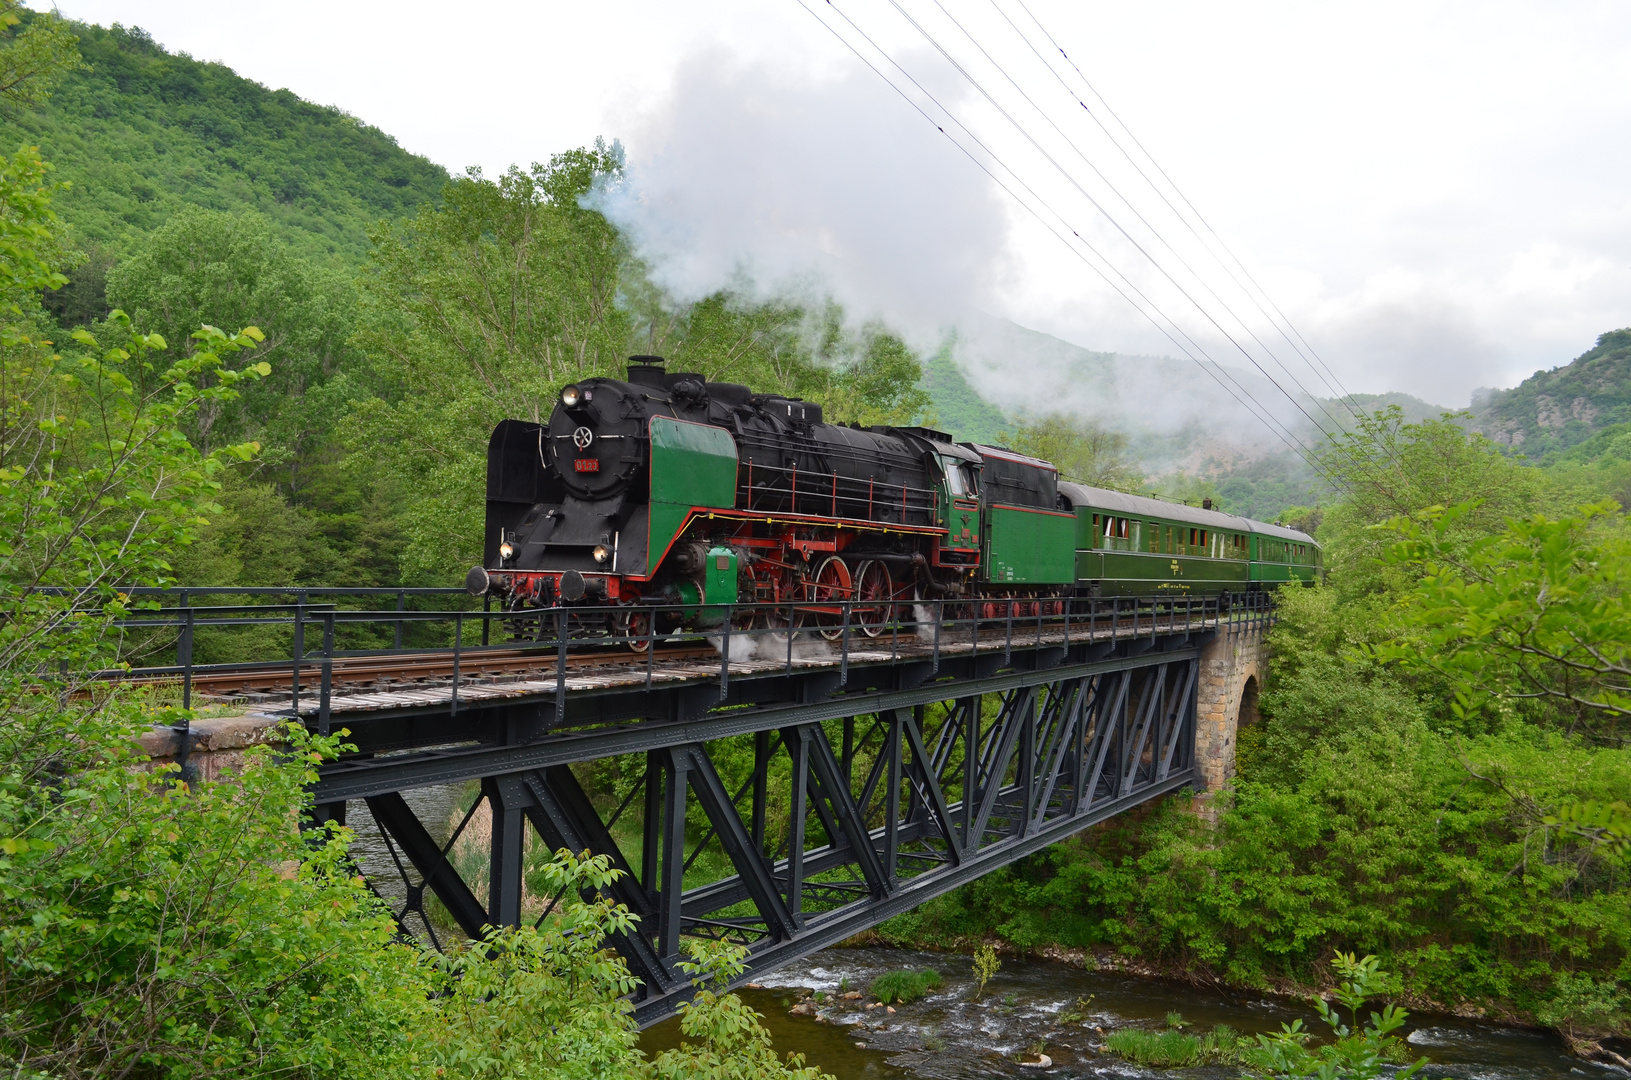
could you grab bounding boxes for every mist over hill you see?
[929,315,1459,519]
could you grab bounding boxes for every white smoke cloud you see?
[594,47,1015,343]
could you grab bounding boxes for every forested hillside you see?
[0,17,447,266]
[1474,329,1631,457]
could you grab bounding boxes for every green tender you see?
[985,505,1076,584]
[648,416,738,569]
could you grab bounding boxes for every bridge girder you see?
[331,642,1204,1027]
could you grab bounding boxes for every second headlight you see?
[592,544,610,564]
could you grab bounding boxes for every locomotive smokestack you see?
[627,356,667,388]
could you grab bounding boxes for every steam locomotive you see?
[465,357,1319,646]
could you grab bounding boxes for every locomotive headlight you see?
[560,384,581,407]
[498,541,514,561]
[592,544,610,564]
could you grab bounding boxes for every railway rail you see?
[100,590,1273,733]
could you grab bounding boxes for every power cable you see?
[814,0,1328,472]
[932,0,1364,444]
[1004,0,1371,421]
[794,0,1349,492]
[994,0,1411,495]
[878,0,1353,457]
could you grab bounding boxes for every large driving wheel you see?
[614,609,652,653]
[808,555,853,641]
[853,559,893,638]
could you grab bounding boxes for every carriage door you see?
[940,456,981,559]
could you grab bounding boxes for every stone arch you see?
[1196,632,1268,791]
[1237,675,1261,729]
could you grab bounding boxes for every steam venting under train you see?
[467,357,1319,647]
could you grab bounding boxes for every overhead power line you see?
[1002,0,1373,422]
[793,0,1347,491]
[879,0,1354,455]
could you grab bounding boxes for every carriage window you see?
[1148,522,1161,553]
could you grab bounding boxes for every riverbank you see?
[845,932,1629,1068]
[640,946,1627,1080]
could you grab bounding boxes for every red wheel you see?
[853,560,893,638]
[807,555,853,641]
[616,609,652,653]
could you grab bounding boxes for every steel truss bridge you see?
[114,591,1272,1026]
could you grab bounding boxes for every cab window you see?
[943,459,974,498]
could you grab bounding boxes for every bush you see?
[869,968,942,1004]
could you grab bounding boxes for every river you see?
[642,947,1624,1080]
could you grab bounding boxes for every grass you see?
[1104,1023,1248,1068]
[1058,996,1095,1025]
[869,968,943,1004]
[1105,1029,1206,1068]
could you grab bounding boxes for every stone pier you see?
[138,711,284,782]
[1195,628,1269,792]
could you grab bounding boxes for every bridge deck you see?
[278,609,1227,720]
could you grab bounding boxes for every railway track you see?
[131,642,723,697]
[138,613,1193,697]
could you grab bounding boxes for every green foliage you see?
[0,2,83,112]
[1378,500,1631,743]
[1007,412,1141,490]
[1315,405,1554,593]
[352,147,629,582]
[426,855,644,1080]
[1152,454,1324,524]
[1532,970,1629,1048]
[1243,953,1423,1080]
[921,342,1008,444]
[0,19,446,263]
[971,943,1000,999]
[1545,799,1631,860]
[107,205,360,462]
[868,968,942,1004]
[1102,1015,1251,1068]
[648,940,831,1080]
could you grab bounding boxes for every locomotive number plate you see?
[574,458,600,473]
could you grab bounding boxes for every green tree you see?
[0,2,82,112]
[627,284,928,427]
[353,144,628,582]
[1314,406,1554,593]
[106,206,359,470]
[1378,500,1631,744]
[1008,412,1140,490]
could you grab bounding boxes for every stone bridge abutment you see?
[1195,629,1270,792]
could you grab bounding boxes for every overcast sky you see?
[37,0,1631,408]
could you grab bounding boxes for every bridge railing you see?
[98,591,1274,758]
